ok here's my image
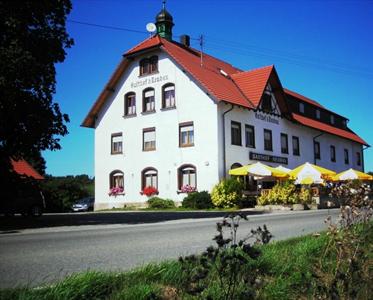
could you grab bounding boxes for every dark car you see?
[1,180,45,217]
[71,197,95,212]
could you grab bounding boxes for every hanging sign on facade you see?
[249,151,288,165]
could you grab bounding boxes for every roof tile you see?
[11,159,44,180]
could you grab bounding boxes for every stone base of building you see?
[94,200,182,211]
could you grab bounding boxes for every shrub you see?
[211,178,243,208]
[147,197,175,209]
[182,191,213,209]
[257,181,301,205]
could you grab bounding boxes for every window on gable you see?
[143,127,156,151]
[111,133,123,154]
[281,133,288,154]
[143,88,155,112]
[110,170,124,189]
[245,125,255,148]
[299,103,305,114]
[178,164,196,190]
[260,84,280,114]
[139,56,158,76]
[264,129,273,151]
[124,92,136,116]
[292,136,300,156]
[330,114,335,125]
[142,167,158,189]
[330,145,336,162]
[179,122,194,147]
[314,141,321,160]
[344,149,349,164]
[231,121,242,146]
[316,109,321,119]
[162,83,175,109]
[356,152,361,166]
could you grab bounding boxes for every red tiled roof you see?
[231,65,274,107]
[125,35,162,55]
[292,113,368,146]
[10,159,44,180]
[284,88,325,109]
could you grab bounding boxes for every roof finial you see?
[162,0,166,10]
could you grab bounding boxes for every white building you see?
[82,5,369,210]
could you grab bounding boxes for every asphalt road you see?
[0,209,339,288]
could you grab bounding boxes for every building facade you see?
[82,6,368,210]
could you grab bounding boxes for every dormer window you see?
[299,103,305,114]
[330,114,335,125]
[315,109,320,119]
[139,56,158,76]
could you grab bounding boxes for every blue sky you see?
[43,0,373,177]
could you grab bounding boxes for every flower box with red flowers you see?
[141,186,159,197]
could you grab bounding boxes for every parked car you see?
[71,197,95,212]
[1,180,45,217]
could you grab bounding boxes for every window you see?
[356,152,361,166]
[143,127,156,151]
[245,125,255,148]
[264,129,273,151]
[139,56,158,76]
[231,121,242,146]
[342,119,347,128]
[330,145,336,162]
[111,133,123,154]
[330,114,335,125]
[179,122,194,147]
[142,168,158,189]
[110,170,124,189]
[230,163,242,170]
[344,149,349,164]
[292,136,300,156]
[261,93,273,112]
[299,103,305,114]
[314,141,321,160]
[124,92,136,116]
[143,88,155,112]
[178,164,196,190]
[316,109,320,119]
[162,83,175,108]
[281,133,288,154]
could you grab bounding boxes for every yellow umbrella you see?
[333,168,373,181]
[289,162,336,184]
[229,162,288,178]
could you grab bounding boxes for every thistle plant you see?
[179,213,272,299]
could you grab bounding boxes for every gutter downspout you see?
[313,132,324,165]
[222,104,234,177]
[362,145,370,172]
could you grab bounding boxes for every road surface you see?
[0,209,339,288]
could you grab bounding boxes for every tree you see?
[0,0,73,179]
[0,0,73,155]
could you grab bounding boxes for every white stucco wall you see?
[94,51,220,209]
[218,103,363,177]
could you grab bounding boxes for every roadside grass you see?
[1,223,372,299]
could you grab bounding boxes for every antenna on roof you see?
[199,34,204,67]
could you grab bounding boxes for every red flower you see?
[142,186,159,197]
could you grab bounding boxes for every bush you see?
[147,197,175,209]
[257,181,295,205]
[211,178,243,208]
[182,191,213,209]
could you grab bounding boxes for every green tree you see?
[0,0,73,179]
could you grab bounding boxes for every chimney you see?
[180,34,190,47]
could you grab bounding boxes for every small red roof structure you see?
[10,158,44,180]
[81,35,368,146]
